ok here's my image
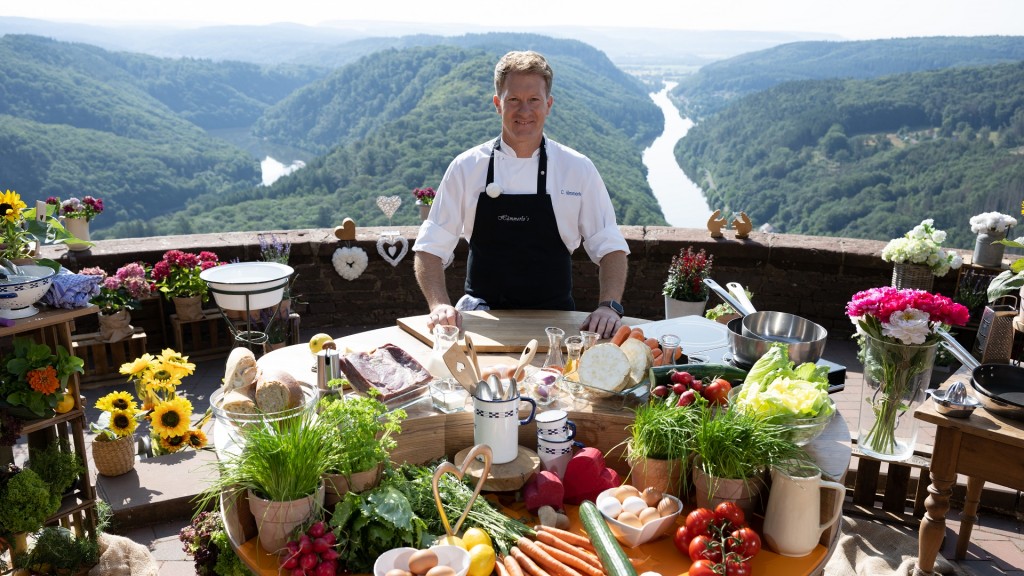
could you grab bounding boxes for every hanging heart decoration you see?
[376,234,409,267]
[376,195,402,220]
[332,247,368,281]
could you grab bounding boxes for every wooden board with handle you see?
[397,310,648,353]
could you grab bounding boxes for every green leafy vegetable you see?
[329,485,428,573]
[735,343,833,419]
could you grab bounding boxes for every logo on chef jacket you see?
[560,189,582,197]
[498,215,530,223]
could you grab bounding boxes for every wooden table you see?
[915,369,1024,573]
[229,315,853,576]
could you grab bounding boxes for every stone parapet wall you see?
[42,227,966,340]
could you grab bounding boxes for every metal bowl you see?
[0,264,58,319]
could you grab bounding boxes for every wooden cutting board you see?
[397,309,648,353]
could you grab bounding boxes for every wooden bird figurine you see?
[707,209,727,238]
[733,212,753,239]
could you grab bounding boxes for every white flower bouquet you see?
[969,211,1017,234]
[881,219,962,277]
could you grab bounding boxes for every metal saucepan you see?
[704,278,827,365]
[938,330,1024,420]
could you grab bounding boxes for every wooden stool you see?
[171,309,238,360]
[73,328,148,388]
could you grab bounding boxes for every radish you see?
[308,520,327,538]
[300,552,319,570]
[298,534,313,555]
[312,536,331,553]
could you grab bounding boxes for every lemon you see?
[435,534,464,548]
[467,544,496,576]
[309,333,334,354]
[461,527,493,551]
[54,393,75,414]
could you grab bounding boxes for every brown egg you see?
[641,487,663,507]
[426,565,457,576]
[656,496,678,517]
[408,549,439,575]
[614,484,641,503]
[639,506,661,525]
[387,570,413,576]
[617,511,643,528]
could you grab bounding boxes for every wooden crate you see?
[842,440,932,526]
[72,328,148,388]
[171,309,238,360]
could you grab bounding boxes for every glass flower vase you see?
[857,334,937,462]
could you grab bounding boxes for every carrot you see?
[610,325,632,346]
[534,541,605,576]
[495,557,511,576]
[534,531,604,570]
[651,348,663,361]
[644,337,659,350]
[628,328,645,341]
[535,526,598,553]
[510,546,552,576]
[504,555,526,576]
[517,537,583,576]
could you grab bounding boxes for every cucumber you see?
[648,363,748,387]
[579,500,638,576]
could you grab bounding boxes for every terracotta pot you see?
[628,455,686,498]
[324,463,383,508]
[692,463,766,520]
[247,484,325,552]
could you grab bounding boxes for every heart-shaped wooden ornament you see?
[334,217,357,241]
[432,444,493,538]
[376,195,402,220]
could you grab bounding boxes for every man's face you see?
[494,72,553,149]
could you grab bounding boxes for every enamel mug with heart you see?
[535,409,576,441]
[762,461,846,557]
[473,393,537,464]
[537,436,584,479]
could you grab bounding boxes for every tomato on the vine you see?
[728,527,762,558]
[703,378,732,405]
[714,501,746,528]
[688,559,718,576]
[685,507,717,538]
[688,535,722,564]
[725,556,752,576]
[673,525,692,555]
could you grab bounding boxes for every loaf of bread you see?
[223,347,258,393]
[255,367,303,412]
[219,383,258,414]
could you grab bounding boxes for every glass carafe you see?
[533,327,565,406]
[426,325,460,381]
[542,327,565,371]
[580,331,599,352]
[659,333,681,367]
[561,335,585,399]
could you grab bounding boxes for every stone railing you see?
[44,226,968,343]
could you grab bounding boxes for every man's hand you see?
[580,306,621,339]
[427,304,462,333]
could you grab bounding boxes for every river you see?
[642,81,712,229]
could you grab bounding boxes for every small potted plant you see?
[179,511,248,575]
[46,195,103,252]
[621,395,700,498]
[90,390,140,476]
[663,246,713,319]
[318,388,406,507]
[0,189,80,262]
[0,337,84,419]
[413,186,435,221]
[969,211,1017,267]
[27,441,86,500]
[12,525,100,575]
[881,219,962,291]
[149,249,222,321]
[81,262,152,343]
[0,464,60,556]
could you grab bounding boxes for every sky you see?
[3,0,1023,40]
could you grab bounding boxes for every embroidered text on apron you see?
[465,138,574,310]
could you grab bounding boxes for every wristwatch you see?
[598,300,624,317]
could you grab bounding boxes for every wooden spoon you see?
[512,338,538,383]
[463,332,483,383]
[442,344,478,396]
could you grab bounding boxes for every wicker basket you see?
[92,434,136,477]
[891,263,934,292]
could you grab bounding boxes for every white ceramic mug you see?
[535,409,576,441]
[762,462,846,557]
[473,393,537,464]
[537,436,584,479]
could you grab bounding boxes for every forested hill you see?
[151,38,667,235]
[675,62,1024,250]
[673,36,1024,119]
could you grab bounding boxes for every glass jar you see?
[659,333,681,367]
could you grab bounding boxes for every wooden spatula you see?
[442,343,478,396]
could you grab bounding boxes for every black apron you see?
[465,138,574,310]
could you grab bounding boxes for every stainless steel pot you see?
[704,279,827,365]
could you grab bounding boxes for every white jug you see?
[763,462,846,557]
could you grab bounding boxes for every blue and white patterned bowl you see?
[0,264,57,319]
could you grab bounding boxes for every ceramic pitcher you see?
[762,462,846,557]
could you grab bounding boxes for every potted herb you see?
[318,389,406,508]
[663,246,713,319]
[13,526,99,575]
[195,410,336,552]
[28,441,86,499]
[0,465,60,556]
[621,397,700,498]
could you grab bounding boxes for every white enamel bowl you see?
[374,546,470,576]
[596,487,683,548]
[0,264,58,319]
[200,261,293,311]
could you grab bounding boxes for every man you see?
[412,50,629,338]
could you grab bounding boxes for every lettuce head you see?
[735,343,833,419]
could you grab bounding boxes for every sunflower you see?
[150,397,193,438]
[120,354,155,379]
[108,409,138,437]
[158,349,196,379]
[95,391,138,414]
[185,429,208,450]
[159,434,186,453]
[0,190,26,223]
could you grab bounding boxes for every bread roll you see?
[223,347,258,392]
[255,367,303,412]
[219,383,258,414]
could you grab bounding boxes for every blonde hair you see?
[494,51,553,96]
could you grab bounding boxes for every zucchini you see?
[648,363,748,387]
[579,500,638,576]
